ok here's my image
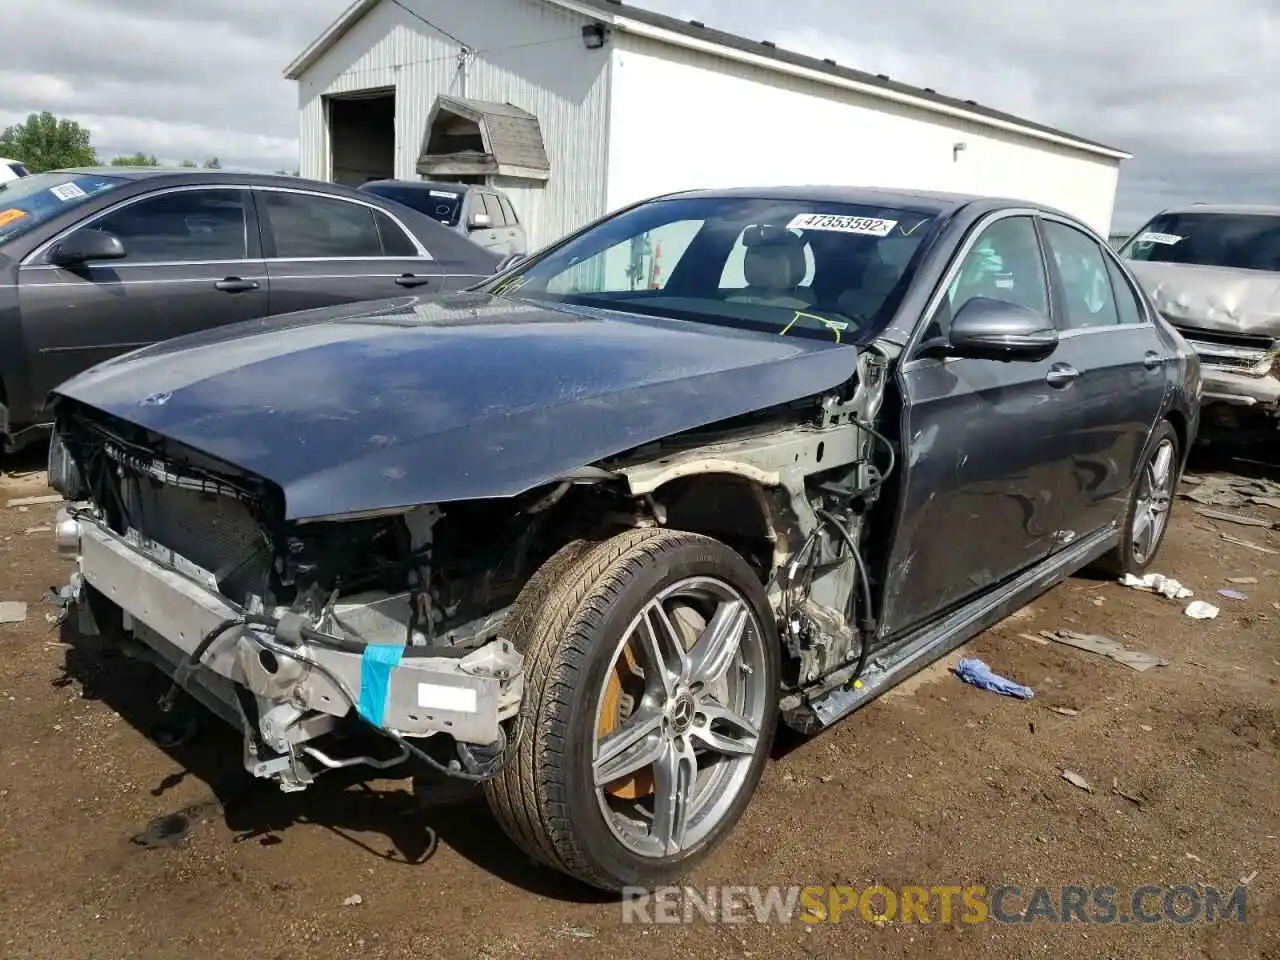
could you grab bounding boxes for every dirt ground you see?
[0,447,1277,960]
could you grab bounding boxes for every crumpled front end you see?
[1128,261,1280,436]
[50,407,526,792]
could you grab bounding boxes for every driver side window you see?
[948,216,1049,316]
[924,215,1048,342]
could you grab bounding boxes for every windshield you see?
[484,196,938,343]
[1120,211,1280,272]
[0,171,127,245]
[363,182,464,227]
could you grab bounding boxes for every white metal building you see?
[286,0,1131,249]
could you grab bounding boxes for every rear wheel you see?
[483,528,779,891]
[1096,420,1180,577]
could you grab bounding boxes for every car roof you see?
[656,185,1078,221]
[1153,203,1280,217]
[53,167,373,197]
[363,179,475,194]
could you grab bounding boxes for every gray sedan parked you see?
[0,168,500,455]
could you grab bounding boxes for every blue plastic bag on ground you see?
[952,658,1034,700]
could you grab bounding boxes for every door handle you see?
[214,277,259,293]
[1143,351,1167,370]
[395,273,433,288]
[1045,363,1080,388]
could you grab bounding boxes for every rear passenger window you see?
[263,192,383,259]
[1042,220,1120,329]
[374,210,420,257]
[1105,257,1146,325]
[481,194,506,227]
[498,194,518,225]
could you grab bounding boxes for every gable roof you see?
[285,0,1130,162]
[418,96,552,180]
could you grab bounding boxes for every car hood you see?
[1127,261,1280,338]
[53,294,859,520]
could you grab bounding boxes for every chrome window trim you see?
[901,208,1155,373]
[23,258,258,272]
[21,182,432,267]
[22,183,254,267]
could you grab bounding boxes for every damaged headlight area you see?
[50,405,613,792]
[1172,326,1280,437]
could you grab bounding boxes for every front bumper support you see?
[71,519,524,755]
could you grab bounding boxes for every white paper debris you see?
[1040,629,1169,672]
[1119,573,1193,600]
[0,601,28,624]
[7,494,63,508]
[1184,601,1219,620]
[1060,770,1093,793]
[342,894,363,906]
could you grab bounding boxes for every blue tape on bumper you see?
[358,642,405,727]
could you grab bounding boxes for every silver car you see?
[359,179,527,257]
[0,157,28,184]
[1120,204,1280,443]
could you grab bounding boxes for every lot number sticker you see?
[1134,231,1183,246]
[0,208,27,227]
[787,213,898,237]
[50,182,87,202]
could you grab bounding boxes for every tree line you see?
[0,111,297,176]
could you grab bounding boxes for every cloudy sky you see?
[2,0,1275,230]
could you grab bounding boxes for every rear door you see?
[255,187,447,312]
[17,185,266,409]
[880,212,1077,637]
[1038,216,1170,542]
[495,193,526,255]
[463,191,503,252]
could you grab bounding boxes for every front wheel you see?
[1097,420,1180,577]
[483,528,780,891]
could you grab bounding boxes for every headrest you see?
[742,228,807,291]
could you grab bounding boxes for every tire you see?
[483,528,780,891]
[1095,420,1180,578]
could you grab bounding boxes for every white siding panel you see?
[296,0,611,249]
[606,36,1120,234]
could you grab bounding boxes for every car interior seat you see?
[724,226,816,310]
[836,256,900,321]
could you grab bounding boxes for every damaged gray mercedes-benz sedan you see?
[47,187,1200,891]
[1121,205,1280,443]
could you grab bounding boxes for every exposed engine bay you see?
[49,349,894,792]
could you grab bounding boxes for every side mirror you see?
[51,229,127,267]
[468,211,492,231]
[946,296,1058,362]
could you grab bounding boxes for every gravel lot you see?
[1,450,1277,960]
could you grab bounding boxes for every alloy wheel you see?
[591,576,770,859]
[1132,436,1175,565]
